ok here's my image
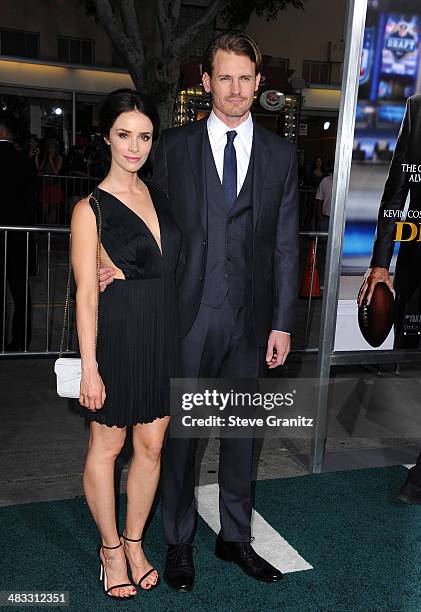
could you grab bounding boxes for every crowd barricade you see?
[298,187,318,231]
[36,175,102,225]
[0,226,331,358]
[0,225,75,356]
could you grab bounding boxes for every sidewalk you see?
[1,356,419,507]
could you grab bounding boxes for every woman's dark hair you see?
[99,89,160,140]
[310,156,325,172]
[202,32,262,76]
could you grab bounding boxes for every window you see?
[268,57,290,72]
[0,28,39,59]
[58,36,94,65]
[303,60,331,85]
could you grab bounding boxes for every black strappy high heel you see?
[121,534,159,591]
[99,542,137,599]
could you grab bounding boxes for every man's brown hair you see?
[202,32,262,76]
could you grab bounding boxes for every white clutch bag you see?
[54,193,102,399]
[54,358,82,398]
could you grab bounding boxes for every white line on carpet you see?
[196,483,313,574]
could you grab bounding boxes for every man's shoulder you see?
[317,175,332,194]
[320,174,333,185]
[161,118,207,143]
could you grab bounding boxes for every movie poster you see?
[334,0,421,351]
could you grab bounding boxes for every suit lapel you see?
[186,117,269,230]
[252,122,270,230]
[186,119,208,231]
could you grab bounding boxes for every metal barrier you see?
[0,226,328,358]
[35,179,317,229]
[299,188,318,231]
[36,175,101,225]
[298,231,328,350]
[0,225,75,357]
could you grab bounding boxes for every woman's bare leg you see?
[83,421,136,597]
[123,416,170,588]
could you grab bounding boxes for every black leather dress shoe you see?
[396,481,421,505]
[164,544,195,592]
[215,535,283,582]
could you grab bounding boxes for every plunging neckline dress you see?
[75,181,181,427]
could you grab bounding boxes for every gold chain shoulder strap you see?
[59,193,103,357]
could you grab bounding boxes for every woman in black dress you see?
[71,89,180,599]
[306,155,326,188]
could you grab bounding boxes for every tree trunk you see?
[129,55,182,133]
[156,86,178,133]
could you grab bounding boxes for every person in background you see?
[315,158,334,233]
[306,155,326,188]
[92,146,109,179]
[26,134,42,173]
[0,117,37,350]
[39,139,64,224]
[315,158,334,288]
[39,138,64,176]
[66,135,90,177]
[66,136,92,208]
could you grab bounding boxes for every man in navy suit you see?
[101,32,299,590]
[154,32,299,591]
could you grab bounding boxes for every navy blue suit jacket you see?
[153,117,299,345]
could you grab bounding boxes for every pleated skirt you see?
[75,276,181,427]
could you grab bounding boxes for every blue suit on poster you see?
[153,111,299,544]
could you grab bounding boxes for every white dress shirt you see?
[206,110,289,338]
[207,110,253,196]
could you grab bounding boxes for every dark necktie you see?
[222,130,237,207]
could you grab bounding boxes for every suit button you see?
[229,218,235,224]
[227,256,232,262]
[198,274,204,281]
[203,240,207,247]
[224,273,228,279]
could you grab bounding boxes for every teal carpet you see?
[0,466,420,611]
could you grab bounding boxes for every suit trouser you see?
[161,295,259,544]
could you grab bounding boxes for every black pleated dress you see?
[75,181,181,427]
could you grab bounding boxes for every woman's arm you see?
[71,198,106,410]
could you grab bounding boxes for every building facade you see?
[0,0,346,161]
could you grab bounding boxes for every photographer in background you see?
[0,117,37,350]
